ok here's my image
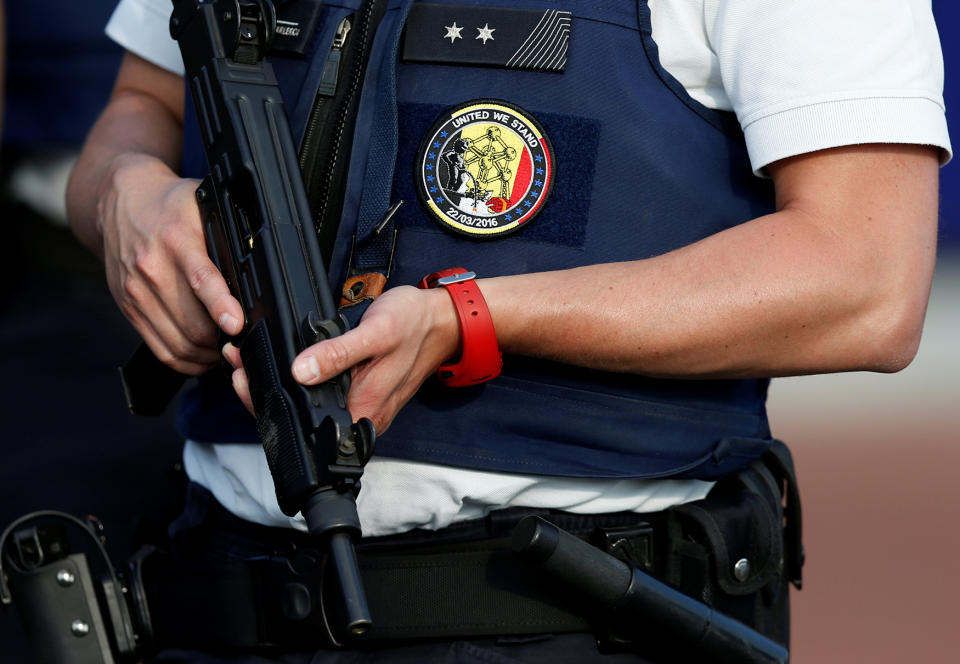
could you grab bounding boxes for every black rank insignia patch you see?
[403,4,572,73]
[416,100,555,238]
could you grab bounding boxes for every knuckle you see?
[153,346,178,368]
[119,301,141,327]
[132,248,160,283]
[184,318,215,347]
[118,296,137,318]
[157,221,184,252]
[168,335,202,363]
[322,339,352,374]
[120,271,142,302]
[95,196,108,223]
[168,338,192,360]
[370,412,391,436]
[188,263,218,294]
[231,368,248,393]
[366,313,400,349]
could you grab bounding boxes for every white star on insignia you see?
[443,22,463,43]
[476,23,495,45]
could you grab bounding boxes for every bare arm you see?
[73,54,939,433]
[481,144,939,377]
[275,144,939,432]
[68,53,185,254]
[67,53,243,374]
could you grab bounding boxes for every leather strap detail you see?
[340,273,388,308]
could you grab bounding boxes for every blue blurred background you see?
[935,0,958,242]
[0,2,957,663]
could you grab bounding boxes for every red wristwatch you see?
[418,268,502,387]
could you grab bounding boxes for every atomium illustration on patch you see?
[415,100,555,238]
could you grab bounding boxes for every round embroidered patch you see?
[416,100,554,238]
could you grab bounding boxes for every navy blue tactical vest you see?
[178,0,777,480]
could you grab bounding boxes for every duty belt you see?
[140,443,802,654]
[141,509,662,650]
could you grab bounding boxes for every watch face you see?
[415,99,555,239]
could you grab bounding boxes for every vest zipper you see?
[298,16,351,164]
[298,0,387,268]
[318,17,352,96]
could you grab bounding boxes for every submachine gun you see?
[166,0,376,636]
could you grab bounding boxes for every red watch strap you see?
[418,268,502,387]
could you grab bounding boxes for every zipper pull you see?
[318,18,352,97]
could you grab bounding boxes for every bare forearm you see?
[479,145,939,378]
[67,55,185,257]
[481,214,913,377]
[63,53,244,374]
[287,147,938,434]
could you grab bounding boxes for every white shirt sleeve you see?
[109,0,951,175]
[105,0,185,76]
[702,0,952,173]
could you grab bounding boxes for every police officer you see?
[66,0,950,661]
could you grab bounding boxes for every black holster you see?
[659,445,801,649]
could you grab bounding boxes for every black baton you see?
[512,516,789,664]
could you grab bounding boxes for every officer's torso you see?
[180,0,776,480]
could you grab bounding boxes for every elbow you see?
[870,326,922,374]
[844,218,936,375]
[859,295,928,374]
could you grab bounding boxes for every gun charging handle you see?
[512,516,789,664]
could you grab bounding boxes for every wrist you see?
[425,286,462,363]
[419,268,503,386]
[104,153,183,201]
[96,153,165,224]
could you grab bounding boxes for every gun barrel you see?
[328,533,371,635]
[512,516,788,664]
[302,490,370,634]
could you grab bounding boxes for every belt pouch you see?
[665,456,795,647]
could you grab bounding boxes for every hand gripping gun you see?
[166,0,375,635]
[1,1,376,658]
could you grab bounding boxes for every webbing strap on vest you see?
[352,0,415,274]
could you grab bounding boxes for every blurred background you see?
[0,1,956,662]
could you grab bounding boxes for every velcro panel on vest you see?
[391,102,600,249]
